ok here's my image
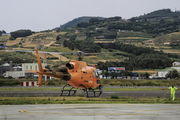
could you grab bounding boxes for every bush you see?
[0,80,20,86]
[9,37,15,40]
[111,95,119,99]
[47,80,56,85]
[10,29,32,39]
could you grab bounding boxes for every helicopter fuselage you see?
[67,61,101,89]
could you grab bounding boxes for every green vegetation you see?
[166,69,180,79]
[0,52,36,64]
[96,42,180,70]
[0,96,179,105]
[154,32,180,47]
[10,29,32,39]
[64,40,101,53]
[43,46,74,52]
[132,9,180,20]
[57,17,104,29]
[0,30,6,36]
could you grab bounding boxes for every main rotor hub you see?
[76,51,84,61]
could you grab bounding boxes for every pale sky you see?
[1,0,180,33]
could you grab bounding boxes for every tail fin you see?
[36,48,43,87]
[37,74,43,87]
[36,48,43,72]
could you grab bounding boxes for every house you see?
[0,63,11,75]
[173,62,180,66]
[1,33,10,36]
[164,42,170,45]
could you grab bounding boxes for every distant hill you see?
[131,9,180,20]
[54,16,104,29]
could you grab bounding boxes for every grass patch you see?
[0,96,179,105]
[42,47,75,52]
[118,37,150,40]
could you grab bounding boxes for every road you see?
[0,90,179,98]
[0,104,180,120]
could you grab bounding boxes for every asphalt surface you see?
[0,104,180,120]
[0,90,179,98]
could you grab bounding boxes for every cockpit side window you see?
[95,70,99,78]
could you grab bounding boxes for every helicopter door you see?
[92,70,96,85]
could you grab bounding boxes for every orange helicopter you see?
[7,48,103,97]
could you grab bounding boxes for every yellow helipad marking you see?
[19,106,107,112]
[134,109,173,112]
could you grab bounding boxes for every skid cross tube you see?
[60,84,77,96]
[80,84,102,97]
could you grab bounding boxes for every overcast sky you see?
[1,0,180,33]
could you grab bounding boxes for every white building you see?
[5,62,47,78]
[22,63,47,71]
[173,62,180,66]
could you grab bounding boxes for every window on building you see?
[26,66,28,70]
[30,66,32,70]
[35,66,37,70]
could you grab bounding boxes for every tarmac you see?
[0,90,180,98]
[0,104,180,120]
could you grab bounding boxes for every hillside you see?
[1,8,180,70]
[54,16,104,29]
[131,9,180,20]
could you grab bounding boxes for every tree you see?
[128,71,134,79]
[70,35,77,41]
[166,69,179,79]
[77,22,90,28]
[121,70,128,79]
[9,37,15,40]
[114,72,119,79]
[89,18,99,23]
[101,71,105,78]
[144,72,150,79]
[110,71,116,79]
[56,35,60,41]
[104,71,109,79]
[124,70,129,79]
[10,29,32,39]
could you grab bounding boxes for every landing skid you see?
[80,84,102,97]
[60,84,77,96]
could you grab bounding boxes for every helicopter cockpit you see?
[93,70,100,84]
[95,70,100,78]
